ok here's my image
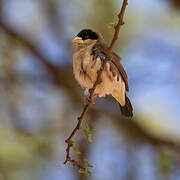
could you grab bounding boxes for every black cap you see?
[77,29,98,40]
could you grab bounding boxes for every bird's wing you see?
[110,53,129,91]
[92,42,129,91]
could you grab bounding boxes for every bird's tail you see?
[119,95,133,118]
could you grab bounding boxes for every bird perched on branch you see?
[72,29,133,117]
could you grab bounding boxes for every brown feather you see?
[95,34,129,91]
[119,95,133,117]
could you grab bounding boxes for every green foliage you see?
[86,170,92,177]
[83,125,93,143]
[107,22,116,29]
[78,168,92,177]
[78,168,85,174]
[156,149,173,179]
[72,145,81,155]
[79,125,83,130]
[84,159,93,168]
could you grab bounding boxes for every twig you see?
[64,0,128,169]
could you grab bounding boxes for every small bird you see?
[72,29,133,117]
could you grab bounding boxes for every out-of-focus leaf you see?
[79,125,83,130]
[156,150,173,179]
[84,159,93,168]
[86,170,92,177]
[78,168,92,177]
[73,145,81,155]
[83,125,93,143]
[78,168,86,174]
[107,22,116,29]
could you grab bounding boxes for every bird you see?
[72,29,133,117]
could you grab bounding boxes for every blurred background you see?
[0,0,180,179]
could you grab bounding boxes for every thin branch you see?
[64,0,128,169]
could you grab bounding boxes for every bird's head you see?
[72,29,99,46]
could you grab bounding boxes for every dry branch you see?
[64,0,128,170]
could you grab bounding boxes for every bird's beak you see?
[72,37,83,44]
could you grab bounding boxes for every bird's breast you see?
[73,47,101,90]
